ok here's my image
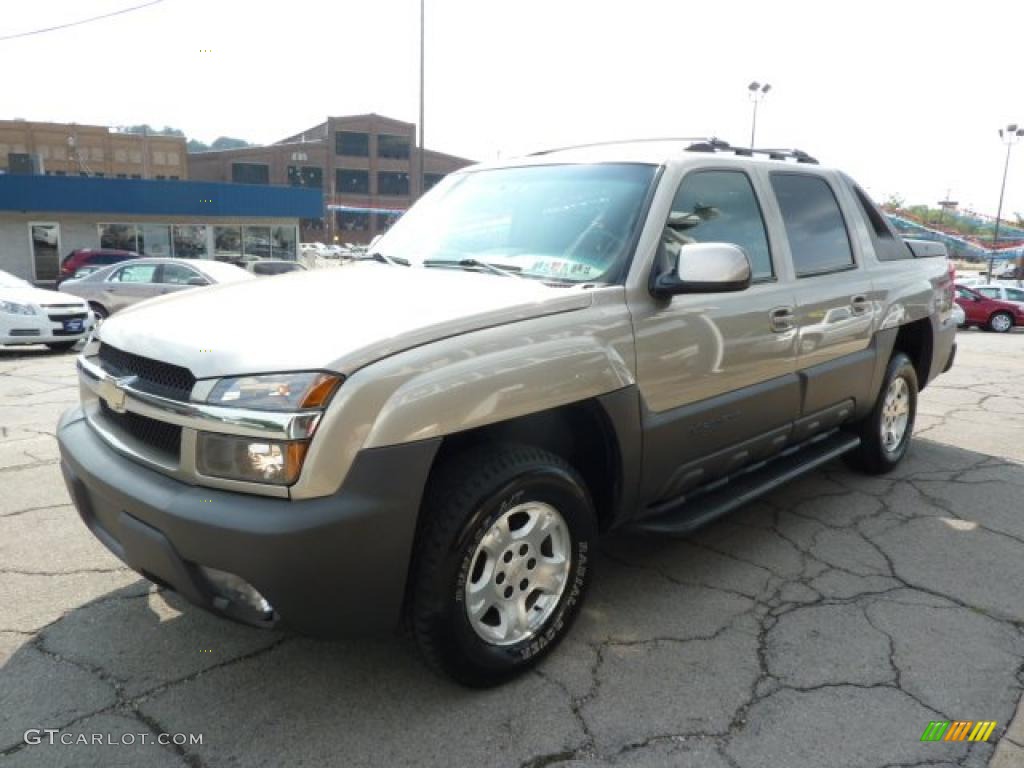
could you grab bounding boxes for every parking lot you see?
[2,328,1024,768]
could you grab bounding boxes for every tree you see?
[882,193,905,210]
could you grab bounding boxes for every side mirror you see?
[652,243,752,298]
[186,277,209,287]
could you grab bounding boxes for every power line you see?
[0,0,165,42]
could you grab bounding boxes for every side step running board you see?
[631,430,860,536]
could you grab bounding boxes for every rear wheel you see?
[410,445,596,687]
[988,311,1014,333]
[845,352,918,475]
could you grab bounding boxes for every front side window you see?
[374,163,658,284]
[665,170,773,279]
[976,287,1000,299]
[955,286,978,300]
[771,173,855,276]
[110,264,157,283]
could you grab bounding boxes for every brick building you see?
[186,114,472,244]
[0,120,187,180]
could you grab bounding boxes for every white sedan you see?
[0,270,94,352]
[973,283,1024,308]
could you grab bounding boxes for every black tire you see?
[987,311,1014,333]
[89,302,108,321]
[45,341,78,352]
[845,352,918,475]
[410,445,597,687]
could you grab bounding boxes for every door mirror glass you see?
[653,243,752,298]
[186,277,209,286]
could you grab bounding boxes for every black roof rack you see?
[528,137,723,156]
[525,137,819,164]
[685,140,819,164]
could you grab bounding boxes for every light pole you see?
[748,81,771,149]
[990,123,1024,282]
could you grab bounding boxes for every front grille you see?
[98,344,196,401]
[48,312,87,322]
[9,329,41,337]
[41,303,85,309]
[99,400,181,460]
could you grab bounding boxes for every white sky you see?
[2,0,1023,217]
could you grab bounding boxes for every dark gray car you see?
[58,257,253,318]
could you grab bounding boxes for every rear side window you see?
[1005,287,1024,302]
[666,170,773,279]
[850,183,912,261]
[771,174,854,276]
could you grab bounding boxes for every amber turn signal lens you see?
[299,373,342,409]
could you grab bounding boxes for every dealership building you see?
[0,175,321,285]
[187,113,473,244]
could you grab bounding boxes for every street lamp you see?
[748,81,771,148]
[417,0,425,199]
[989,123,1024,282]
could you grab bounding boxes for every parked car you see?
[972,283,1024,309]
[245,259,308,277]
[59,258,253,318]
[57,249,140,286]
[954,284,1024,332]
[0,269,94,351]
[58,140,956,686]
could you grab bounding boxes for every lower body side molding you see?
[630,430,860,536]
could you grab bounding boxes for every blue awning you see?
[0,174,322,218]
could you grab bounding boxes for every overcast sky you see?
[2,0,1022,217]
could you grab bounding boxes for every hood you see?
[98,264,593,378]
[2,285,88,308]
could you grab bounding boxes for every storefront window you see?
[375,212,402,232]
[141,224,172,257]
[337,211,369,232]
[98,223,138,251]
[214,226,243,262]
[244,226,272,259]
[272,226,297,260]
[172,225,208,259]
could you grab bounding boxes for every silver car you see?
[59,258,253,318]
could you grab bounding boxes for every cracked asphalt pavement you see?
[3,329,1024,768]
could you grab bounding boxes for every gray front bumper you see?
[57,406,440,636]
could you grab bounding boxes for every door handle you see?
[851,294,869,314]
[769,306,795,333]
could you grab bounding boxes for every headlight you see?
[0,300,35,316]
[207,372,341,411]
[196,433,308,485]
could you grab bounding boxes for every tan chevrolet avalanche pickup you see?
[58,139,956,686]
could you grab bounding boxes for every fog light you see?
[199,566,273,618]
[196,432,308,485]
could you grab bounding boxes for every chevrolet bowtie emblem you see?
[99,377,129,414]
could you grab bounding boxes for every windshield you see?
[373,164,657,283]
[0,270,32,289]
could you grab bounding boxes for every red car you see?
[955,284,1024,333]
[57,249,140,286]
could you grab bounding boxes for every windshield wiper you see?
[422,258,523,278]
[366,252,410,266]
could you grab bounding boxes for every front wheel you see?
[988,311,1014,333]
[410,445,596,687]
[89,302,109,321]
[845,352,918,475]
